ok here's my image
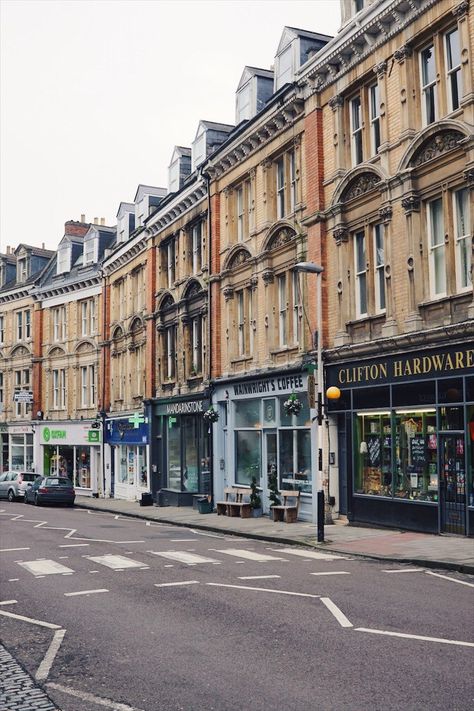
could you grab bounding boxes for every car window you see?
[0,473,8,482]
[7,473,17,481]
[58,478,73,487]
[46,478,60,486]
[22,474,36,482]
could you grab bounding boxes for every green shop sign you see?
[88,430,100,443]
[42,427,66,442]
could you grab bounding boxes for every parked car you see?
[24,476,75,507]
[0,471,37,501]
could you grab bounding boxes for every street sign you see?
[13,390,33,404]
[307,374,316,409]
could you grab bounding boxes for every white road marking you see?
[310,571,350,576]
[212,548,288,562]
[207,583,321,599]
[149,551,220,565]
[356,627,474,648]
[238,575,281,580]
[270,548,347,561]
[170,539,197,542]
[58,556,69,559]
[47,682,145,711]
[0,547,30,552]
[89,570,99,573]
[425,571,474,587]
[59,543,89,548]
[164,564,174,568]
[190,529,226,538]
[0,600,17,605]
[64,589,109,597]
[35,629,66,681]
[86,555,146,570]
[8,579,19,582]
[18,560,74,576]
[154,581,200,588]
[0,610,61,629]
[320,597,353,627]
[382,568,424,574]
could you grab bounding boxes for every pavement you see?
[74,496,474,574]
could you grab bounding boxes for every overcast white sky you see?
[1,0,341,252]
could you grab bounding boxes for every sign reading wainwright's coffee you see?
[327,345,474,389]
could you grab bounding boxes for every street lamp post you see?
[294,261,324,541]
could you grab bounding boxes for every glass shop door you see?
[439,433,466,535]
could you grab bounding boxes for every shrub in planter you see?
[283,392,303,417]
[249,475,262,516]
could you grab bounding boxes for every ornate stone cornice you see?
[146,184,207,237]
[329,94,344,111]
[373,60,388,77]
[452,0,469,19]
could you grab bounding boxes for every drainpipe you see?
[200,167,213,500]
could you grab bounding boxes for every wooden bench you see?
[270,490,300,523]
[216,487,252,518]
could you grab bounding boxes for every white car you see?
[0,471,37,501]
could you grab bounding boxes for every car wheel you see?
[7,490,15,502]
[34,494,41,506]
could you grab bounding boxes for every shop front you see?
[326,342,474,536]
[38,423,101,495]
[213,370,313,520]
[150,394,211,507]
[4,425,34,472]
[106,416,149,501]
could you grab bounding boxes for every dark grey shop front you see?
[150,395,211,506]
[326,343,474,536]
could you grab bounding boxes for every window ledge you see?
[419,292,472,309]
[347,314,386,327]
[269,345,299,356]
[230,355,253,365]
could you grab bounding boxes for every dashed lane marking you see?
[356,627,474,648]
[64,589,109,597]
[86,554,147,570]
[207,583,321,599]
[17,560,74,576]
[425,571,474,587]
[0,547,30,552]
[238,575,281,580]
[382,568,424,574]
[211,548,288,562]
[148,550,221,565]
[310,571,351,576]
[320,597,353,627]
[59,543,90,548]
[154,581,200,588]
[0,600,17,605]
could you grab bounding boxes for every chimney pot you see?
[100,217,105,225]
[42,243,45,249]
[81,214,86,223]
[6,246,10,254]
[94,217,99,224]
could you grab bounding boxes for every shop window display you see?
[468,406,474,507]
[355,412,392,497]
[279,429,311,493]
[235,430,261,485]
[394,410,437,501]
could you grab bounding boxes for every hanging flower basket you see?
[203,406,219,424]
[283,392,303,416]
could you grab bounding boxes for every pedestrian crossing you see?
[14,546,352,577]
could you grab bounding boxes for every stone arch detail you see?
[223,245,252,271]
[398,120,469,172]
[331,165,387,206]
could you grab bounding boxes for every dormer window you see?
[57,244,71,274]
[17,257,28,282]
[84,237,97,265]
[169,159,180,193]
[192,132,206,171]
[236,83,251,124]
[276,45,293,89]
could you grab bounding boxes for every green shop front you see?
[37,422,101,495]
[150,394,212,506]
[326,342,474,536]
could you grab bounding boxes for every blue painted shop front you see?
[106,417,150,501]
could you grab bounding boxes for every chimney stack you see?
[6,246,10,254]
[42,243,45,249]
[81,214,86,223]
[100,217,105,226]
[94,217,99,224]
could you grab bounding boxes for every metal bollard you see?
[317,489,325,542]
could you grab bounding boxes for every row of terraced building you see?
[1,0,473,535]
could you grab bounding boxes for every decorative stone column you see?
[401,193,423,332]
[378,205,399,337]
[394,44,415,141]
[332,225,351,346]
[329,94,345,173]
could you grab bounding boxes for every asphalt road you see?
[0,502,473,711]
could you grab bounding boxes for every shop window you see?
[10,433,33,470]
[393,410,438,501]
[468,405,474,507]
[392,381,435,408]
[235,430,261,485]
[235,399,260,428]
[438,377,463,405]
[440,406,463,431]
[168,419,182,490]
[183,417,199,492]
[279,396,310,427]
[75,447,91,488]
[279,429,311,493]
[354,412,392,497]
[466,377,474,403]
[353,386,390,410]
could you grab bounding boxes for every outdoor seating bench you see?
[270,490,300,523]
[216,487,252,518]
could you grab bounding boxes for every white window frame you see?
[81,366,88,407]
[16,311,23,341]
[84,238,97,265]
[427,197,446,298]
[192,223,202,273]
[237,187,244,241]
[0,371,3,409]
[248,288,254,356]
[167,240,175,288]
[17,258,28,282]
[350,96,363,166]
[81,301,88,336]
[276,158,285,219]
[166,326,175,379]
[276,44,293,90]
[420,43,437,126]
[373,224,386,313]
[453,188,471,292]
[52,369,66,409]
[369,83,381,156]
[191,316,202,373]
[278,274,287,347]
[0,315,3,344]
[237,290,245,356]
[236,82,251,123]
[290,151,296,213]
[445,27,461,112]
[14,369,30,417]
[292,271,301,345]
[354,231,368,317]
[57,245,71,274]
[90,299,96,334]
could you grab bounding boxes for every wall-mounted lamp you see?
[36,410,44,420]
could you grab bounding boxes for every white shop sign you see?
[39,423,101,445]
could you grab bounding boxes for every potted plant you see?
[249,475,262,517]
[203,406,219,424]
[268,465,281,508]
[283,392,303,417]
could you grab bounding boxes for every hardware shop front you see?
[326,342,474,536]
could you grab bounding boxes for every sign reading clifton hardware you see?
[327,345,474,389]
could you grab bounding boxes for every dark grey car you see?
[0,471,37,501]
[25,476,75,506]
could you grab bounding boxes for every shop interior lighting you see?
[395,408,436,415]
[356,411,390,417]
